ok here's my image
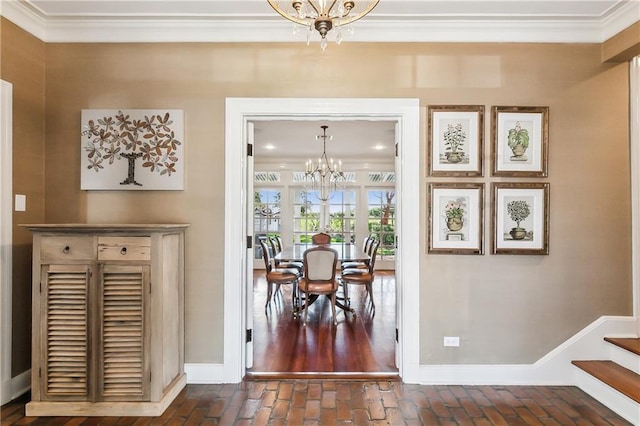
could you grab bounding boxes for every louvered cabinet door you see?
[41,264,91,401]
[98,264,150,401]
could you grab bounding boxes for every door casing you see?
[224,98,421,382]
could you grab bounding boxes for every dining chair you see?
[259,239,301,315]
[298,245,340,326]
[341,234,373,271]
[269,236,303,273]
[311,232,331,245]
[341,239,380,315]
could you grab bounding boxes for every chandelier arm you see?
[266,1,310,26]
[267,1,380,28]
[332,0,379,26]
[306,1,320,16]
[326,0,339,16]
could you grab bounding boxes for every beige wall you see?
[2,23,632,370]
[0,18,46,376]
[42,41,632,366]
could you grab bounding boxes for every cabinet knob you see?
[63,246,70,254]
[120,247,128,255]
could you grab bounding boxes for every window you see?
[368,190,396,261]
[293,189,356,243]
[253,189,281,259]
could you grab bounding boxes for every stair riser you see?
[574,368,640,425]
[609,345,640,375]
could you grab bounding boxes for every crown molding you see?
[0,0,638,44]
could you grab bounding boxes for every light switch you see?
[14,194,26,212]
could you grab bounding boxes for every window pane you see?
[368,190,396,261]
[293,189,356,244]
[254,189,281,259]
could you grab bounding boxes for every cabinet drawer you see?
[40,236,95,261]
[98,237,151,261]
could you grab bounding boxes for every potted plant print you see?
[443,123,466,163]
[507,121,529,161]
[445,197,466,231]
[506,200,530,240]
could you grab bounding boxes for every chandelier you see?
[304,125,345,201]
[267,1,380,50]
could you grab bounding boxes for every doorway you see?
[223,98,421,383]
[248,119,398,375]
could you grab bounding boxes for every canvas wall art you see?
[81,109,184,190]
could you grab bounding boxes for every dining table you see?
[275,243,369,316]
[275,242,369,263]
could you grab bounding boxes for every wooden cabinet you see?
[23,224,188,416]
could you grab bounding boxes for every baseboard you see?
[414,316,638,385]
[11,369,30,400]
[185,363,227,384]
[185,316,638,386]
[0,375,10,405]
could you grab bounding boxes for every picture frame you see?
[491,106,549,177]
[428,183,484,254]
[491,183,550,255]
[428,105,484,177]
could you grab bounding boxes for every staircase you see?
[572,337,640,425]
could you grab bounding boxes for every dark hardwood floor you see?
[248,270,398,376]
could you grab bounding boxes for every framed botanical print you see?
[428,183,484,254]
[428,105,484,177]
[491,106,549,177]
[491,183,550,255]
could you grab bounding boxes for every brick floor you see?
[1,382,633,425]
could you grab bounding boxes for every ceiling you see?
[253,120,397,169]
[2,1,638,44]
[1,0,638,167]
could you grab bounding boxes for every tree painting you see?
[80,109,184,190]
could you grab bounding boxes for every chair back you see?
[275,236,284,253]
[267,236,280,255]
[303,246,338,282]
[259,239,274,272]
[368,240,381,273]
[311,232,331,245]
[364,235,373,254]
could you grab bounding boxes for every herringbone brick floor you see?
[1,381,633,425]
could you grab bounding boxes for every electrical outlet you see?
[443,336,460,347]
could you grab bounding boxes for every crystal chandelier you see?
[267,0,380,50]
[304,125,345,201]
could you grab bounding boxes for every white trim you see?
[631,56,640,328]
[10,369,30,401]
[225,98,420,383]
[574,368,640,425]
[184,363,227,384]
[1,0,638,44]
[187,315,638,385]
[414,316,638,385]
[0,80,13,406]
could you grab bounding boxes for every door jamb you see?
[0,80,14,405]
